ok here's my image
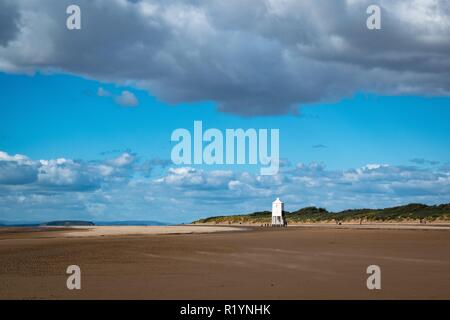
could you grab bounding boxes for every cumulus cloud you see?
[97,87,139,107]
[109,152,136,167]
[97,87,111,97]
[0,150,138,192]
[0,0,449,115]
[153,162,450,215]
[115,90,139,107]
[0,151,37,185]
[156,167,234,190]
[1,149,450,222]
[37,158,104,191]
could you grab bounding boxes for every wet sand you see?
[0,226,449,299]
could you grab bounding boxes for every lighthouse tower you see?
[272,198,285,227]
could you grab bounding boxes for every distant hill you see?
[193,203,450,224]
[41,220,95,226]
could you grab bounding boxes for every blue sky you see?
[0,0,450,223]
[2,72,450,169]
[1,71,449,223]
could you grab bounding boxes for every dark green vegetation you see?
[193,203,450,224]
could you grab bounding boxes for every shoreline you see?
[194,222,450,231]
[2,222,450,241]
[0,225,247,240]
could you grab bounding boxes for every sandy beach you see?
[0,225,449,299]
[59,225,245,237]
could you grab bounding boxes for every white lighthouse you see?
[272,197,285,227]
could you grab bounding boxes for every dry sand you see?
[60,225,245,237]
[0,225,449,299]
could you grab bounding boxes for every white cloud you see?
[0,0,449,115]
[0,151,138,191]
[97,87,111,97]
[1,149,450,222]
[0,151,30,162]
[110,152,135,167]
[97,87,139,107]
[115,90,139,107]
[0,151,37,185]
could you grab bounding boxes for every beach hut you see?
[272,198,285,227]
